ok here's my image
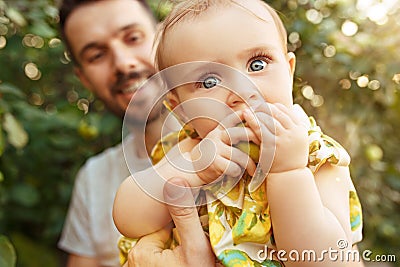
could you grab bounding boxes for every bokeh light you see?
[311,94,324,107]
[357,75,369,88]
[22,34,44,48]
[356,0,400,25]
[77,98,90,114]
[301,85,314,100]
[306,9,323,24]
[368,80,381,91]
[298,0,309,5]
[341,20,358,36]
[323,45,336,57]
[49,38,61,48]
[349,71,361,80]
[29,93,44,106]
[67,90,79,103]
[392,73,400,84]
[339,79,352,90]
[288,31,300,44]
[24,62,42,80]
[0,36,6,49]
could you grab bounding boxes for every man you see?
[58,0,158,266]
[58,0,214,266]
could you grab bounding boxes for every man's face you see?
[65,0,157,120]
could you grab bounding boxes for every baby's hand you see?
[190,111,259,185]
[243,103,309,174]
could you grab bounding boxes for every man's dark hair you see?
[59,0,155,64]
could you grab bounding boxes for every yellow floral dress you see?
[118,117,363,267]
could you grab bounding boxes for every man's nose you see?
[113,44,139,74]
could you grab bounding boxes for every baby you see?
[113,0,363,266]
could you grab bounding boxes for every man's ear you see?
[74,67,92,91]
[287,52,296,79]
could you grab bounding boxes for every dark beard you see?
[123,101,164,128]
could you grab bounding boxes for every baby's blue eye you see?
[202,76,220,89]
[249,59,267,72]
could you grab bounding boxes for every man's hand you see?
[124,178,216,267]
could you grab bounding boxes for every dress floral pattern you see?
[118,116,363,266]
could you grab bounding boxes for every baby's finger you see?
[222,125,261,146]
[292,104,310,128]
[220,145,257,176]
[213,155,244,179]
[217,110,245,130]
[244,109,280,136]
[265,103,293,129]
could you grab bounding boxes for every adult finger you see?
[163,178,215,266]
[128,225,174,267]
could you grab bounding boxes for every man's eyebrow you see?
[78,23,140,59]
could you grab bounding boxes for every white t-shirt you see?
[58,135,150,267]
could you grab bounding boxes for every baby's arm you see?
[267,166,352,267]
[114,111,258,238]
[113,138,203,239]
[245,103,352,266]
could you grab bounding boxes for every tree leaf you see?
[2,113,29,149]
[0,121,4,156]
[10,184,40,207]
[0,235,17,267]
[0,83,26,98]
[5,7,27,27]
[30,22,56,38]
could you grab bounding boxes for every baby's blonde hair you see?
[154,0,288,70]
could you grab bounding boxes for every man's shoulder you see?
[86,142,124,168]
[84,135,134,170]
[76,136,134,188]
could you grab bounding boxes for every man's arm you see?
[59,167,99,266]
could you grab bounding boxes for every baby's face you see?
[164,1,296,138]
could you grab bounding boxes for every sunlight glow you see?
[357,75,369,87]
[341,20,358,36]
[357,0,400,25]
[0,36,6,49]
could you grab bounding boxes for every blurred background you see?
[0,0,399,266]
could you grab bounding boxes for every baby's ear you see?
[166,91,179,110]
[287,52,296,77]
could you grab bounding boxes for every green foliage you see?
[0,0,121,266]
[0,235,16,267]
[0,0,399,266]
[266,1,400,264]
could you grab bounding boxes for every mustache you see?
[111,71,153,92]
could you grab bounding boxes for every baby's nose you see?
[227,87,263,109]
